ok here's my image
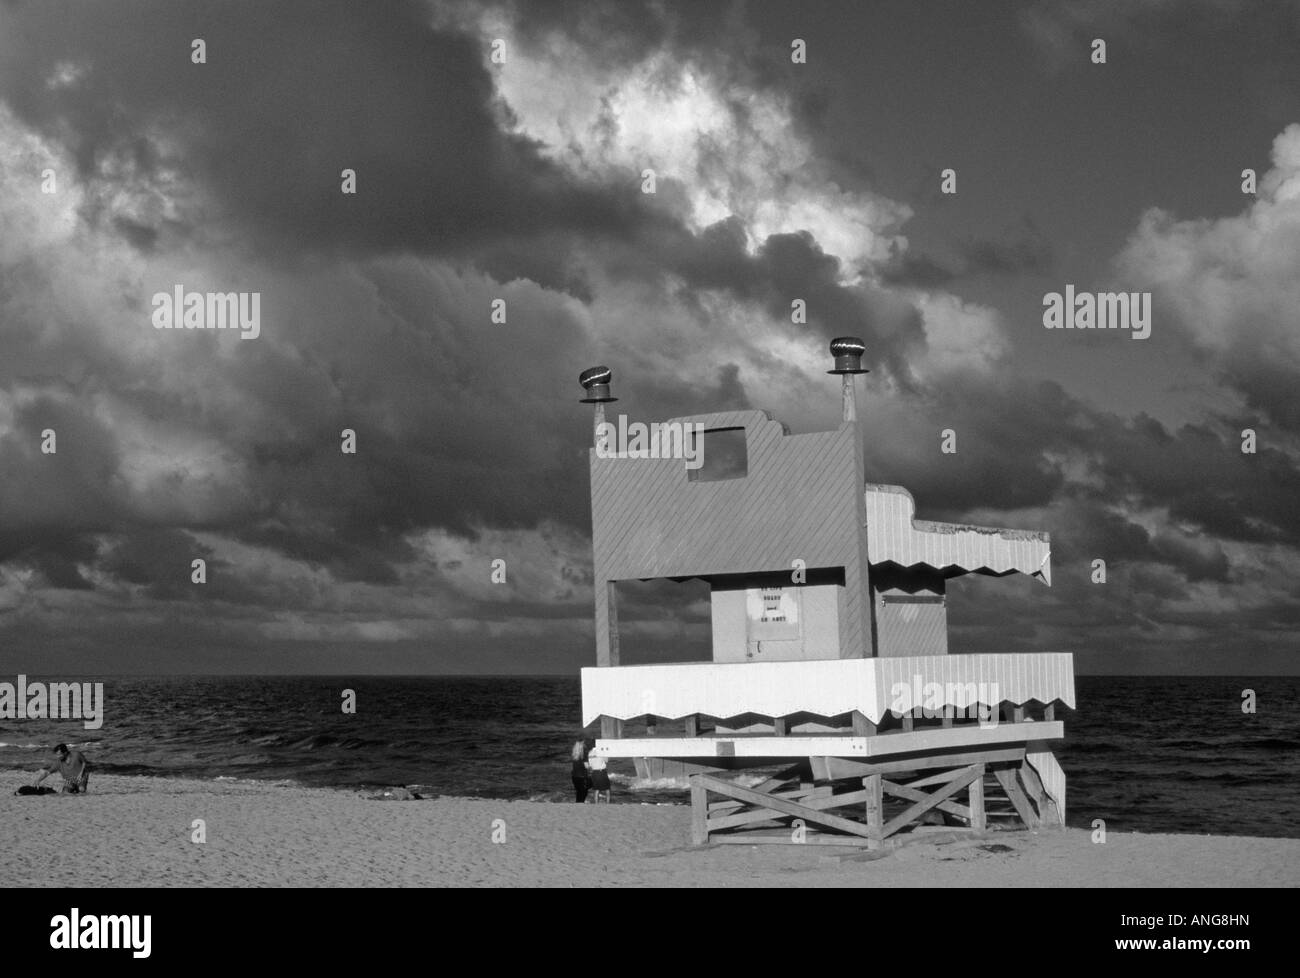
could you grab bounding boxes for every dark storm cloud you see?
[1021,1,1300,54]
[1047,499,1233,587]
[1084,415,1300,546]
[5,532,97,591]
[1019,0,1191,69]
[635,221,926,385]
[100,527,275,606]
[0,393,125,538]
[1203,355,1300,434]
[1149,532,1232,583]
[101,528,211,596]
[879,224,1053,286]
[469,235,597,303]
[0,0,643,258]
[233,521,406,588]
[878,248,961,288]
[959,227,1054,276]
[870,378,1075,514]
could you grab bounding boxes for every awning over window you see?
[865,484,1051,585]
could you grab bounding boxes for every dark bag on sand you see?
[15,786,57,796]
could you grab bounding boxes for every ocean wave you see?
[0,740,100,750]
[1239,737,1300,750]
[213,775,305,788]
[284,733,392,751]
[622,775,686,790]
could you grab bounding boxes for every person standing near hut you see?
[570,739,591,803]
[588,752,611,803]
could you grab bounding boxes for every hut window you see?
[687,427,748,482]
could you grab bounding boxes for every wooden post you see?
[1044,703,1055,722]
[606,581,620,667]
[690,777,708,845]
[969,762,986,831]
[684,714,698,737]
[843,363,877,661]
[773,717,787,737]
[863,774,883,841]
[594,580,621,667]
[902,713,914,732]
[942,704,954,729]
[851,710,876,736]
[1013,705,1026,723]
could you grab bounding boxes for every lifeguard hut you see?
[578,340,1074,849]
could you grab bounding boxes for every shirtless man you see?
[33,743,90,794]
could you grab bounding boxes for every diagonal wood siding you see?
[590,410,872,662]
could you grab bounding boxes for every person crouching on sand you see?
[33,744,90,794]
[588,753,611,803]
[571,739,591,803]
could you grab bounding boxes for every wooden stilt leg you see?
[690,777,708,845]
[970,763,986,831]
[863,774,883,844]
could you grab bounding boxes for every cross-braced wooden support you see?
[689,751,1060,850]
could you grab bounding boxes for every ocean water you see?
[1,674,1296,838]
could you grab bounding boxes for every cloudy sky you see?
[0,0,1297,675]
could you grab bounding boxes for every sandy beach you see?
[2,774,1295,887]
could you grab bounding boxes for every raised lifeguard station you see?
[578,340,1074,849]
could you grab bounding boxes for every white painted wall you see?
[711,583,841,662]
